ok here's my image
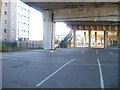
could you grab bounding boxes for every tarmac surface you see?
[1,47,119,88]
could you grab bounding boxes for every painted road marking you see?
[77,64,118,67]
[36,58,76,87]
[107,50,113,55]
[96,50,98,55]
[2,59,17,63]
[97,58,104,89]
[81,49,87,54]
[50,51,54,53]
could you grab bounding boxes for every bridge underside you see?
[21,1,120,49]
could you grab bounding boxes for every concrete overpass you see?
[21,0,120,49]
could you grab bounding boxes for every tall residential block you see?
[0,0,30,41]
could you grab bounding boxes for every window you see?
[13,21,15,25]
[4,29,7,33]
[18,14,20,18]
[12,29,15,33]
[5,2,7,6]
[21,30,24,32]
[4,11,7,15]
[18,6,21,11]
[28,17,30,22]
[13,5,15,8]
[13,13,15,16]
[27,31,29,36]
[5,20,7,24]
[28,24,29,29]
[28,10,30,15]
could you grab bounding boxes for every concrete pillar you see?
[104,31,108,48]
[89,30,91,48]
[73,30,76,47]
[43,10,55,50]
[84,32,86,45]
[100,38,103,46]
[117,31,120,47]
[51,22,56,49]
[95,32,97,46]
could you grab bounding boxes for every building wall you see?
[9,1,17,40]
[1,0,8,40]
[0,0,30,41]
[16,0,30,41]
[0,0,2,40]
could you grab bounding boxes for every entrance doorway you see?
[91,31,104,48]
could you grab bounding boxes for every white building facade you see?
[16,0,30,41]
[0,0,30,41]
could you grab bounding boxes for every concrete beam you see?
[67,25,118,31]
[54,6,118,22]
[65,21,119,26]
[21,0,119,2]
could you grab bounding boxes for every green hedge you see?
[0,40,18,52]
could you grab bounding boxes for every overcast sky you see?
[29,7,71,41]
[29,7,43,41]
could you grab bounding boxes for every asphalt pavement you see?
[1,47,119,88]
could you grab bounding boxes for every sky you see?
[29,7,43,41]
[29,8,71,41]
[55,22,71,36]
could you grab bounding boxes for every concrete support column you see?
[89,30,91,48]
[100,38,102,46]
[43,10,55,50]
[73,30,76,47]
[51,22,56,49]
[117,31,120,47]
[95,32,97,46]
[104,31,108,48]
[84,32,86,45]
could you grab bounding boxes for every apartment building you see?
[0,0,30,41]
[17,0,30,41]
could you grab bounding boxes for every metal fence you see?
[0,40,43,52]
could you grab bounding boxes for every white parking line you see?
[36,58,76,87]
[107,50,113,55]
[97,58,104,89]
[96,50,98,55]
[50,51,54,53]
[2,59,17,63]
[81,49,87,54]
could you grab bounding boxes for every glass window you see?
[13,13,15,16]
[4,11,7,15]
[5,20,7,24]
[28,10,30,15]
[5,2,7,6]
[4,29,7,33]
[12,29,15,33]
[27,31,29,36]
[28,24,29,29]
[13,5,15,8]
[28,17,30,22]
[13,22,15,25]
